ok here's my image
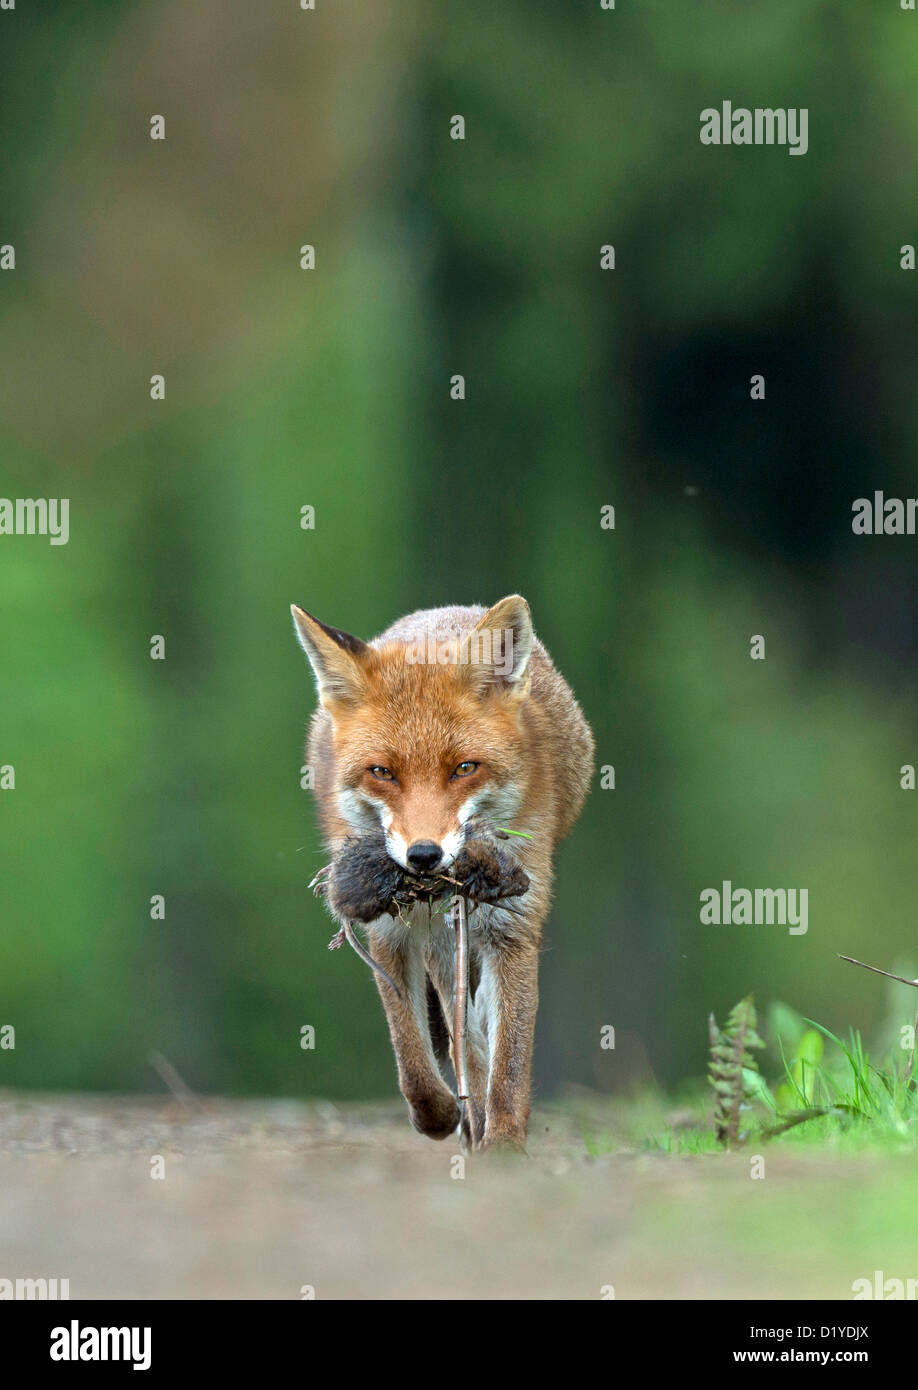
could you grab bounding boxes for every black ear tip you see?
[315,617,369,655]
[291,606,368,656]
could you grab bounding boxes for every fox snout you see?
[383,819,466,874]
[405,841,444,873]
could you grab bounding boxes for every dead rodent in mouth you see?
[450,839,530,905]
[326,833,404,924]
[325,830,530,925]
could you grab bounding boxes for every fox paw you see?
[408,1093,461,1141]
[479,1128,529,1155]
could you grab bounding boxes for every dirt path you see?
[1,1091,914,1299]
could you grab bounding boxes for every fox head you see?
[291,597,534,872]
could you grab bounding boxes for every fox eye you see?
[369,766,395,781]
[452,761,479,778]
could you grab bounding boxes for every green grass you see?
[573,999,918,1160]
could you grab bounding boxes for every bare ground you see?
[1,1090,915,1299]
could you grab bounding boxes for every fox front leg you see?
[477,935,541,1150]
[367,924,461,1141]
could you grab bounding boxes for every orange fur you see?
[292,596,594,1150]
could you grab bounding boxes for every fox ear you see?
[291,605,369,708]
[461,594,533,699]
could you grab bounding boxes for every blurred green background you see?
[1,0,916,1102]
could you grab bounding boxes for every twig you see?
[452,897,469,1101]
[148,1050,197,1108]
[760,1106,836,1140]
[453,895,476,1145]
[838,954,918,989]
[839,953,918,1084]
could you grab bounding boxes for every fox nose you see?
[406,841,443,873]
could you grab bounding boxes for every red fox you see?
[291,596,595,1149]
